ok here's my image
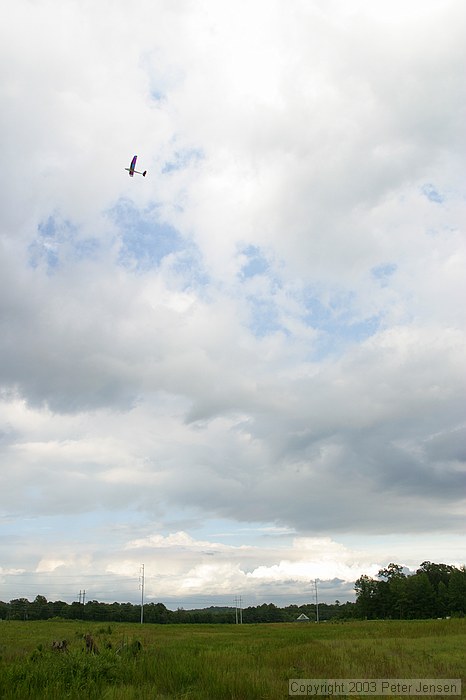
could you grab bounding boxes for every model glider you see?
[125,155,147,177]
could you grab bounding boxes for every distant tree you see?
[31,595,48,620]
[390,574,409,619]
[339,601,358,619]
[448,567,466,615]
[0,600,9,619]
[405,573,435,618]
[376,565,408,619]
[10,598,30,620]
[119,602,139,623]
[354,575,379,619]
[144,602,171,623]
[416,562,456,591]
[378,563,405,581]
[69,601,84,619]
[437,581,449,617]
[50,600,68,618]
[173,607,190,624]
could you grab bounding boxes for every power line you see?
[139,564,145,624]
[234,595,243,624]
[313,579,319,623]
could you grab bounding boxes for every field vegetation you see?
[0,618,464,699]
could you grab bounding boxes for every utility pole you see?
[140,564,145,624]
[234,595,243,624]
[314,579,319,623]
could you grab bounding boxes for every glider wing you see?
[129,155,137,176]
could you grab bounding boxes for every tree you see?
[355,575,379,619]
[376,564,408,619]
[448,567,466,615]
[437,581,449,617]
[378,563,405,581]
[416,562,456,591]
[50,600,68,618]
[0,600,9,619]
[144,602,171,623]
[10,598,30,620]
[390,574,409,619]
[31,595,48,620]
[405,573,435,618]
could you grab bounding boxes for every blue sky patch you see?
[421,183,444,204]
[150,89,165,102]
[239,245,269,280]
[172,246,211,290]
[302,289,381,356]
[247,295,283,337]
[110,199,184,271]
[371,262,397,287]
[162,148,204,174]
[312,314,380,359]
[30,215,99,271]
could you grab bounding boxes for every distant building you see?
[296,613,310,622]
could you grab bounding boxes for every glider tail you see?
[143,171,147,177]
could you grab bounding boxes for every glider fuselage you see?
[125,155,147,177]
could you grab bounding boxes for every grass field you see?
[0,618,464,699]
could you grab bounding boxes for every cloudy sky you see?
[1,0,465,609]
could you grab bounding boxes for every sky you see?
[1,0,465,610]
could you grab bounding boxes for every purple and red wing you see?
[130,155,137,171]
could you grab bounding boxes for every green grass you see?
[0,619,464,699]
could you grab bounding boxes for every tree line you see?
[1,562,464,623]
[354,562,466,619]
[0,597,351,623]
